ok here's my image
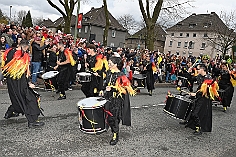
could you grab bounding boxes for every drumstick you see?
[176,87,190,94]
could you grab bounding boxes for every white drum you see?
[77,72,92,82]
[41,71,59,79]
[77,97,107,134]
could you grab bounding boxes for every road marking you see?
[131,103,165,109]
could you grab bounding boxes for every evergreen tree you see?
[0,9,8,24]
[22,11,33,28]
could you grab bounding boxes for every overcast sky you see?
[0,0,235,23]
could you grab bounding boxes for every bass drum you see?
[164,94,193,120]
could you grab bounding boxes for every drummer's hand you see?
[85,63,89,67]
[29,82,35,88]
[54,65,58,70]
[93,72,99,76]
[99,90,104,96]
[57,61,61,65]
[106,86,111,91]
[189,92,196,96]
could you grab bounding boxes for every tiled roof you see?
[82,6,126,31]
[38,19,54,27]
[166,12,228,33]
[128,25,166,41]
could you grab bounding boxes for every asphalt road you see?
[0,86,236,157]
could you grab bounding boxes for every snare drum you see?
[164,94,193,120]
[177,76,189,88]
[132,74,147,88]
[77,97,107,134]
[77,72,92,82]
[42,71,59,79]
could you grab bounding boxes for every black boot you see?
[110,133,119,145]
[193,127,202,135]
[4,112,19,119]
[223,107,227,112]
[58,94,66,100]
[149,90,152,96]
[28,121,45,128]
[179,120,188,125]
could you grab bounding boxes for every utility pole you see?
[74,0,80,44]
[9,6,12,24]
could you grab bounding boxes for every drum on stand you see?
[164,94,193,120]
[77,97,107,134]
[132,74,147,89]
[77,72,92,83]
[41,71,59,90]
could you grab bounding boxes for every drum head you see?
[77,97,106,109]
[133,74,147,79]
[42,71,59,79]
[77,72,91,76]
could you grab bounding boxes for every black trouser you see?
[108,106,121,133]
[57,67,70,95]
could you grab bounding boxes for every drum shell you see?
[76,73,91,82]
[78,107,105,134]
[164,95,192,120]
[132,74,146,88]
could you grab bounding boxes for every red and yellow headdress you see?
[110,75,136,97]
[91,54,109,72]
[1,48,30,79]
[64,48,76,66]
[198,79,220,100]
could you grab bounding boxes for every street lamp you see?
[9,6,12,23]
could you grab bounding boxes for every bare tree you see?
[15,10,27,25]
[138,0,192,51]
[205,11,236,58]
[32,16,44,26]
[103,0,109,47]
[117,14,139,34]
[46,0,78,33]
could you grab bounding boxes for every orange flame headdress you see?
[1,48,30,79]
[198,79,220,100]
[91,54,109,72]
[110,75,136,97]
[64,48,76,66]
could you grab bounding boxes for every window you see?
[193,33,196,37]
[110,43,114,47]
[85,26,88,33]
[112,30,116,38]
[177,42,181,48]
[189,23,196,28]
[203,33,208,37]
[184,41,188,48]
[201,43,206,49]
[78,29,81,33]
[186,33,189,37]
[180,33,183,37]
[169,40,173,47]
[171,33,174,36]
[189,41,194,49]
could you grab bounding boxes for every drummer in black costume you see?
[56,41,76,100]
[81,44,107,97]
[143,53,156,96]
[182,64,218,135]
[45,44,58,91]
[212,61,235,112]
[104,56,135,145]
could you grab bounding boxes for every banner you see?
[77,13,83,29]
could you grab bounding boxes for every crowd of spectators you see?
[1,22,234,88]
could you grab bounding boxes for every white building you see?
[164,12,233,58]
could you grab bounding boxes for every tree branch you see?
[47,0,66,17]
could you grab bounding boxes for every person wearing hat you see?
[1,39,45,128]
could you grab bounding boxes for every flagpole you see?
[74,0,80,44]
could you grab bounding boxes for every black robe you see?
[144,62,155,91]
[186,75,212,132]
[104,71,131,132]
[5,49,41,123]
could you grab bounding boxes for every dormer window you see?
[189,23,196,28]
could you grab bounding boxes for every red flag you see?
[77,13,83,29]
